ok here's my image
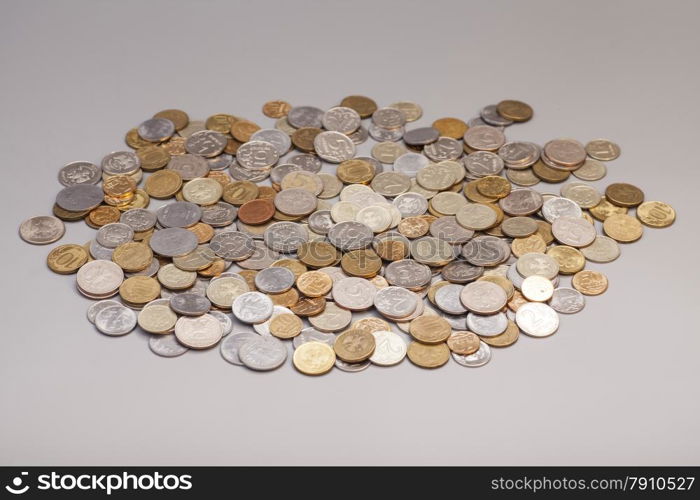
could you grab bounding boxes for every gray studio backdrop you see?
[1,0,699,465]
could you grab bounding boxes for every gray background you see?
[1,0,699,465]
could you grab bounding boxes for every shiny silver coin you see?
[19,215,65,244]
[166,154,210,180]
[466,312,508,336]
[250,128,292,156]
[374,286,419,318]
[232,292,274,324]
[185,130,227,157]
[368,123,404,142]
[209,231,255,261]
[138,117,175,142]
[480,104,513,127]
[55,184,104,212]
[238,336,288,371]
[174,314,223,349]
[287,106,324,128]
[86,299,122,324]
[516,302,559,337]
[101,151,140,176]
[292,327,336,349]
[463,151,504,177]
[156,201,202,228]
[200,202,237,227]
[229,163,270,182]
[393,192,429,217]
[209,310,233,337]
[169,293,211,316]
[120,208,157,232]
[149,227,198,258]
[255,267,296,294]
[435,284,468,315]
[96,223,134,248]
[423,137,462,162]
[236,140,280,170]
[149,334,188,358]
[308,210,333,235]
[551,216,596,247]
[369,330,407,366]
[322,106,361,134]
[451,341,492,367]
[542,197,582,223]
[548,287,586,314]
[313,131,356,163]
[220,332,259,365]
[58,161,101,187]
[332,277,376,311]
[89,239,113,260]
[95,305,137,336]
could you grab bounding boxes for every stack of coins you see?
[19,97,677,375]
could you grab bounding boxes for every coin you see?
[175,314,222,349]
[580,235,620,263]
[636,201,675,228]
[521,275,554,302]
[409,315,451,344]
[220,332,258,365]
[95,305,137,336]
[19,216,65,244]
[585,139,620,161]
[149,334,188,358]
[293,341,335,375]
[232,291,274,323]
[516,302,559,337]
[334,329,375,363]
[137,305,177,334]
[549,287,585,314]
[460,281,507,314]
[308,302,352,332]
[572,270,608,295]
[407,341,449,368]
[605,183,644,207]
[263,100,292,118]
[269,313,303,339]
[297,270,333,298]
[446,331,480,355]
[368,330,406,366]
[481,320,519,347]
[255,267,295,294]
[603,213,643,242]
[496,100,533,122]
[451,341,492,367]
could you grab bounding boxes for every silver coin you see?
[313,131,355,163]
[288,153,323,172]
[372,107,406,129]
[498,141,540,169]
[327,221,373,251]
[505,263,525,290]
[441,260,484,283]
[423,137,462,162]
[441,311,469,330]
[185,130,227,157]
[516,252,559,279]
[516,302,559,337]
[393,192,428,217]
[368,123,404,142]
[89,239,113,260]
[394,153,429,178]
[19,215,65,244]
[287,106,324,128]
[461,235,511,266]
[156,201,202,228]
[208,230,255,261]
[579,235,620,263]
[308,210,333,235]
[322,106,361,134]
[149,227,198,257]
[120,208,157,232]
[548,287,586,314]
[200,202,237,227]
[506,168,540,187]
[560,182,602,209]
[255,267,295,294]
[542,197,582,223]
[220,332,259,365]
[274,188,317,216]
[551,216,596,247]
[95,305,137,336]
[95,223,134,248]
[174,313,223,349]
[149,334,188,358]
[460,281,507,314]
[370,330,407,366]
[335,358,371,372]
[238,336,288,371]
[467,117,493,128]
[263,221,308,253]
[237,240,280,270]
[250,128,292,156]
[374,286,419,318]
[86,299,122,324]
[253,305,293,336]
[348,125,369,145]
[480,104,513,127]
[451,341,491,367]
[169,293,211,316]
[270,163,304,185]
[384,259,432,288]
[138,117,175,142]
[77,260,124,296]
[55,184,104,212]
[463,151,504,177]
[463,125,506,151]
[232,292,274,323]
[466,312,508,336]
[403,127,440,146]
[229,162,270,182]
[332,277,376,311]
[58,161,101,187]
[293,327,336,349]
[308,302,352,332]
[166,154,210,180]
[125,257,160,278]
[207,153,234,171]
[500,217,539,238]
[499,188,543,216]
[101,151,140,176]
[236,140,280,170]
[572,158,607,181]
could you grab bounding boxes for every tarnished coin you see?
[461,236,511,266]
[515,302,559,337]
[232,291,274,323]
[334,329,376,363]
[548,287,585,314]
[585,139,621,161]
[56,184,104,212]
[170,293,211,316]
[636,201,675,228]
[313,131,355,163]
[95,305,137,336]
[288,106,324,128]
[496,100,533,122]
[19,216,65,244]
[451,341,492,367]
[174,313,222,349]
[185,130,227,157]
[572,270,608,296]
[407,341,450,368]
[220,332,258,365]
[369,331,407,366]
[294,341,336,375]
[605,183,644,208]
[543,138,586,168]
[464,125,505,151]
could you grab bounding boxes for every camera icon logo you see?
[5,472,29,495]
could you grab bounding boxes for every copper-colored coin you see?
[476,175,512,198]
[398,217,430,238]
[572,270,608,296]
[340,249,382,277]
[137,145,170,171]
[409,316,452,344]
[605,183,644,207]
[407,341,450,368]
[636,201,676,228]
[119,276,161,305]
[269,288,299,307]
[447,331,480,355]
[112,242,153,272]
[262,100,292,118]
[154,109,189,131]
[481,320,520,347]
[603,213,643,242]
[496,100,533,122]
[271,259,307,279]
[222,181,259,205]
[88,205,121,227]
[238,199,275,225]
[186,222,215,243]
[47,244,89,274]
[238,270,258,291]
[291,127,322,152]
[297,241,341,268]
[160,136,187,156]
[145,170,182,199]
[205,113,238,134]
[257,186,277,200]
[374,239,408,261]
[532,159,570,183]
[198,258,226,278]
[546,245,585,274]
[290,296,326,317]
[296,271,333,297]
[269,313,303,339]
[103,175,136,198]
[340,95,378,118]
[432,117,468,139]
[337,159,375,184]
[224,137,242,155]
[230,120,261,142]
[334,329,376,362]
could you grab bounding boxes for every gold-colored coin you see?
[173,246,216,271]
[145,170,182,199]
[464,180,498,203]
[340,249,382,277]
[53,203,89,221]
[334,329,375,362]
[374,238,408,261]
[222,181,259,205]
[432,117,468,139]
[446,331,480,355]
[337,159,375,184]
[238,270,258,291]
[137,145,170,171]
[112,242,153,272]
[605,182,644,207]
[296,271,333,297]
[532,159,570,183]
[205,113,238,134]
[293,341,336,375]
[103,175,136,198]
[511,234,546,257]
[603,214,644,242]
[407,341,450,368]
[496,99,533,122]
[340,95,378,118]
[271,259,307,279]
[157,263,197,290]
[118,189,149,211]
[47,244,88,274]
[269,288,299,307]
[119,276,161,304]
[182,178,223,205]
[398,216,430,238]
[262,100,292,118]
[257,186,277,200]
[160,136,187,156]
[207,170,232,189]
[269,313,303,339]
[198,258,226,278]
[186,222,215,244]
[476,175,511,198]
[125,128,151,149]
[352,317,391,335]
[291,127,322,152]
[137,305,177,334]
[477,275,515,300]
[154,109,189,131]
[297,241,341,268]
[481,320,520,347]
[546,245,585,274]
[409,316,452,344]
[535,220,554,245]
[88,205,121,227]
[636,201,676,228]
[230,120,260,142]
[572,270,608,296]
[589,196,628,221]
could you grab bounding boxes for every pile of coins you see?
[19,97,676,374]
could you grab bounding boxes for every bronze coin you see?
[605,183,644,207]
[290,296,326,316]
[340,95,378,118]
[238,199,275,225]
[291,127,322,152]
[262,100,292,118]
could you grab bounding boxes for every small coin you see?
[174,314,222,349]
[636,201,675,228]
[572,270,608,296]
[263,100,292,118]
[496,100,533,122]
[19,216,65,244]
[149,334,188,358]
[446,331,481,355]
[451,341,492,367]
[516,303,559,337]
[220,332,258,365]
[585,139,621,161]
[293,341,336,375]
[409,315,452,344]
[407,341,450,368]
[369,330,407,366]
[605,183,644,208]
[95,305,137,336]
